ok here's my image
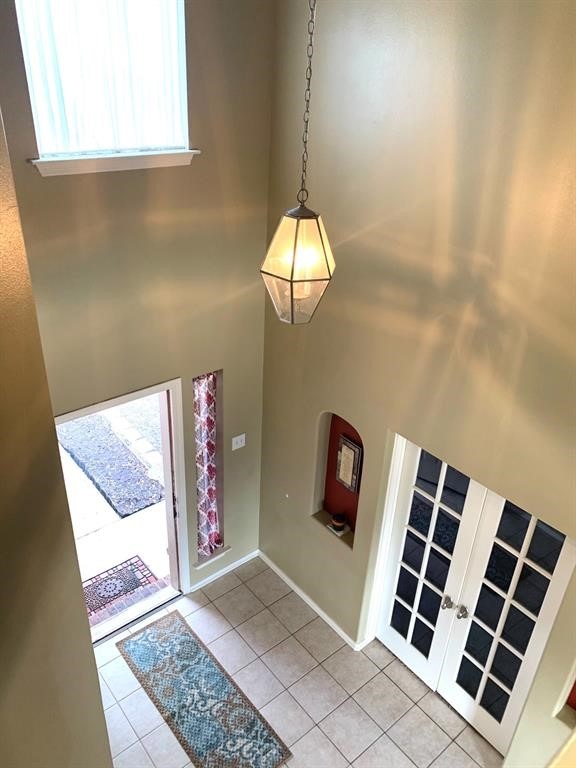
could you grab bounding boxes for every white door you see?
[378,441,575,754]
[437,491,575,754]
[378,442,486,688]
[159,390,181,590]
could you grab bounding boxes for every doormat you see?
[117,611,291,768]
[57,413,164,517]
[83,557,158,615]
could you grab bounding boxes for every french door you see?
[378,441,575,755]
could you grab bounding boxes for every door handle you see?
[441,595,454,610]
[456,605,469,619]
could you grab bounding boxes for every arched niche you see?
[312,411,364,546]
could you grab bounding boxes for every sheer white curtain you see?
[15,0,188,157]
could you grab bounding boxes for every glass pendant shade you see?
[261,204,335,324]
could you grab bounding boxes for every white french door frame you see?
[376,440,487,689]
[370,435,576,755]
[55,378,191,594]
[437,491,576,755]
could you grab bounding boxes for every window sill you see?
[31,149,201,177]
[192,546,231,570]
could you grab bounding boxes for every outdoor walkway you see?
[58,392,173,638]
[61,447,170,582]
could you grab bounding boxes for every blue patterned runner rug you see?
[117,611,290,768]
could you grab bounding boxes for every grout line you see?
[235,607,295,657]
[139,735,159,768]
[259,651,320,688]
[250,595,389,763]
[315,719,355,765]
[414,694,469,743]
[316,690,384,763]
[383,702,435,767]
[103,561,498,768]
[456,728,501,767]
[114,684,143,705]
[435,739,483,768]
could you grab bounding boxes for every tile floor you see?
[96,557,504,768]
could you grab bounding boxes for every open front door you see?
[159,390,180,590]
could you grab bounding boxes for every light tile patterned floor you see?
[95,558,504,768]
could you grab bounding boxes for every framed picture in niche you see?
[336,436,362,493]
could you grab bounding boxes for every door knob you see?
[441,595,454,610]
[456,605,469,619]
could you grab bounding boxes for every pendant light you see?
[260,0,335,325]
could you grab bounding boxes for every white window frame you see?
[31,148,201,177]
[16,0,201,177]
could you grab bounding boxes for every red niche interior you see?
[323,413,363,532]
[567,680,576,711]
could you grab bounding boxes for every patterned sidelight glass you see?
[193,371,223,559]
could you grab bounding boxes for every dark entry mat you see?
[57,413,163,517]
[83,556,158,615]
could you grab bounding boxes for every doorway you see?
[376,437,575,756]
[56,381,186,641]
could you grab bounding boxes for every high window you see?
[15,0,198,175]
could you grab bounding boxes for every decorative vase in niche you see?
[331,513,347,532]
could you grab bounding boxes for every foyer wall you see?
[0,113,112,767]
[261,1,575,764]
[0,0,274,584]
[261,0,575,643]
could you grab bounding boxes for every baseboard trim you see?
[188,550,259,592]
[257,550,370,651]
[186,548,374,651]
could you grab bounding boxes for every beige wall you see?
[262,0,575,763]
[0,0,274,584]
[261,0,575,648]
[0,113,112,766]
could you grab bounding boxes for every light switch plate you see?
[232,433,246,451]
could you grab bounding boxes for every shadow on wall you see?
[305,0,573,480]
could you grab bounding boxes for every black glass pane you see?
[456,657,482,699]
[475,585,505,631]
[418,585,441,626]
[396,567,418,607]
[513,564,549,617]
[465,621,494,666]
[440,466,470,514]
[480,679,509,722]
[391,600,411,639]
[411,618,433,658]
[432,510,459,555]
[416,450,442,497]
[491,643,522,690]
[527,521,565,574]
[496,502,530,552]
[425,548,451,591]
[485,544,517,593]
[408,493,433,537]
[502,605,535,654]
[402,531,426,574]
